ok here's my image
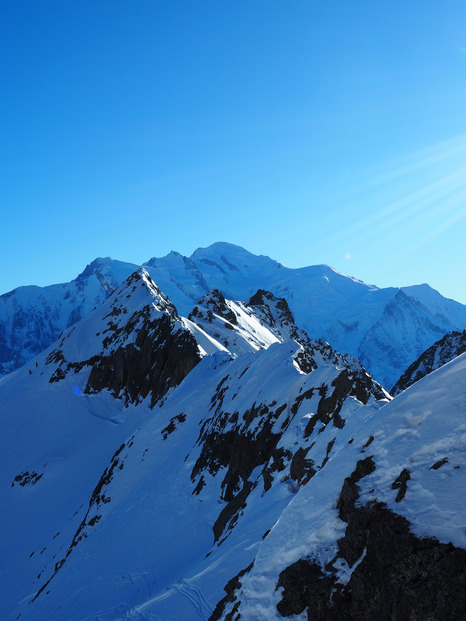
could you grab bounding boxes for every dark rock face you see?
[246,289,306,346]
[391,468,410,502]
[209,562,254,621]
[277,511,466,620]
[85,311,202,407]
[304,369,386,437]
[336,457,376,523]
[391,329,466,395]
[247,289,294,321]
[191,345,386,546]
[45,271,203,408]
[430,458,448,470]
[161,413,187,439]
[289,447,316,487]
[277,560,334,618]
[191,397,290,543]
[11,470,43,487]
[275,457,466,620]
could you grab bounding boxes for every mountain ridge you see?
[391,328,466,395]
[2,242,466,388]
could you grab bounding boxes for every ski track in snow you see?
[132,579,212,621]
[172,580,213,620]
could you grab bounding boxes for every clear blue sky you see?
[2,1,466,302]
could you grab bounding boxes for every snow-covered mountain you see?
[218,350,466,620]
[0,257,138,376]
[391,329,466,395]
[2,241,466,389]
[1,268,465,620]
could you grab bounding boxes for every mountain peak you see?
[42,268,204,407]
[192,241,254,256]
[75,257,113,281]
[2,243,466,388]
[191,242,277,269]
[120,268,180,319]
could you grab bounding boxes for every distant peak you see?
[75,257,113,281]
[144,249,190,268]
[190,243,279,276]
[191,241,272,260]
[192,241,247,255]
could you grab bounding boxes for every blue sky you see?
[2,1,466,302]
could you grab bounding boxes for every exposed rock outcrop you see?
[276,458,466,620]
[391,329,466,395]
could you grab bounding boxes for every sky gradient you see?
[2,1,466,302]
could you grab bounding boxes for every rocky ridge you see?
[391,329,466,395]
[42,268,221,408]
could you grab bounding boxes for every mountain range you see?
[2,242,466,390]
[1,257,466,620]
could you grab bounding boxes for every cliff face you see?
[274,461,466,621]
